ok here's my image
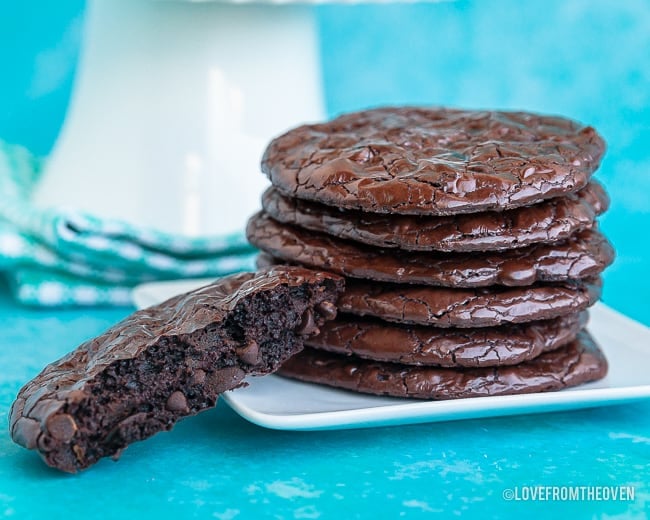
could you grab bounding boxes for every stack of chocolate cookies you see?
[247,107,615,399]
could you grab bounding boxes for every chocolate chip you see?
[46,414,78,442]
[204,367,246,394]
[165,391,189,413]
[296,309,320,336]
[236,340,260,365]
[37,433,54,452]
[73,444,86,463]
[316,300,337,321]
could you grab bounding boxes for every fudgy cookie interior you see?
[31,280,338,472]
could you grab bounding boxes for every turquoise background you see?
[0,0,649,518]
[0,0,648,324]
[1,290,649,518]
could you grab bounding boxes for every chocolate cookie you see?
[247,212,615,287]
[262,181,609,252]
[257,253,601,326]
[280,331,607,399]
[9,267,343,473]
[338,278,601,327]
[262,107,605,215]
[306,312,586,367]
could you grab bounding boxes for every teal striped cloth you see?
[0,141,257,306]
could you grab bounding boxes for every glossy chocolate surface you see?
[247,212,614,287]
[305,312,587,367]
[263,107,605,215]
[10,267,343,472]
[262,181,608,252]
[338,278,601,327]
[281,331,607,399]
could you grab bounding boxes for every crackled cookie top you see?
[9,266,343,472]
[280,331,608,400]
[246,212,615,288]
[262,107,605,215]
[305,312,586,368]
[262,181,608,252]
[337,278,601,327]
[257,253,601,327]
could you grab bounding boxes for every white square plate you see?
[132,279,650,430]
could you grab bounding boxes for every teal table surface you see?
[1,0,650,517]
[1,282,649,519]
